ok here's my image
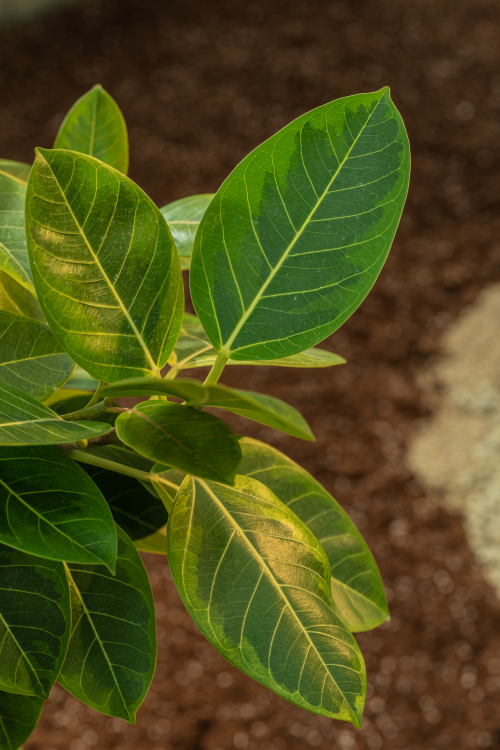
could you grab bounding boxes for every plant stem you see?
[67,450,180,491]
[83,382,106,409]
[203,351,227,386]
[61,397,116,421]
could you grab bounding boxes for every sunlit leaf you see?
[160,194,214,269]
[26,149,184,382]
[0,445,117,569]
[0,309,75,401]
[79,445,169,546]
[0,543,70,698]
[116,402,241,484]
[0,269,44,322]
[170,313,345,372]
[0,160,34,294]
[54,84,129,173]
[190,88,410,361]
[100,377,314,441]
[239,438,388,632]
[0,690,43,750]
[167,475,366,724]
[0,382,111,445]
[59,525,156,722]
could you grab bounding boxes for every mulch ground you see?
[1,0,500,748]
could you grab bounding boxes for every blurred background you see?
[2,0,500,748]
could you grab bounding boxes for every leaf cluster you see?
[0,83,409,746]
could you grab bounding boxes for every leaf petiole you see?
[203,351,228,386]
[61,397,117,421]
[67,449,180,492]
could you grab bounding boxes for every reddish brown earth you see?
[1,0,500,748]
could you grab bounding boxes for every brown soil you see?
[1,0,500,748]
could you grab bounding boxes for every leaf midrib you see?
[221,92,385,355]
[196,478,358,720]
[0,609,44,697]
[38,152,160,377]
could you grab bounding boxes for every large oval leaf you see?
[190,88,410,360]
[100,376,313,441]
[0,690,43,750]
[59,525,156,722]
[116,402,242,484]
[0,160,34,294]
[0,269,44,322]
[239,438,388,632]
[0,543,70,698]
[26,149,184,382]
[169,312,345,373]
[54,85,129,174]
[0,445,117,569]
[168,475,366,724]
[0,382,111,445]
[0,309,75,401]
[160,194,214,269]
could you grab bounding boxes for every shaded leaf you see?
[0,445,117,569]
[79,445,169,544]
[0,269,44,322]
[160,194,214,268]
[63,365,99,391]
[0,160,34,294]
[150,465,185,513]
[0,309,75,401]
[0,543,70,698]
[167,475,366,724]
[239,438,388,632]
[54,84,129,173]
[116,402,241,484]
[0,382,111,445]
[59,525,156,722]
[100,377,314,441]
[26,149,184,382]
[170,313,345,372]
[190,88,410,361]
[0,690,43,750]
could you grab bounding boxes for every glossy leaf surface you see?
[239,438,388,631]
[101,376,313,441]
[191,88,410,360]
[0,269,44,322]
[0,445,117,569]
[54,85,129,173]
[0,382,111,445]
[116,402,241,484]
[160,194,214,268]
[0,690,43,750]
[80,445,169,544]
[0,309,75,401]
[26,149,183,382]
[170,313,345,372]
[59,526,156,722]
[168,475,366,724]
[0,160,34,294]
[0,543,70,698]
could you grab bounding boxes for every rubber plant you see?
[0,83,410,746]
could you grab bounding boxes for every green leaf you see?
[63,365,99,391]
[160,194,214,269]
[100,377,314,441]
[238,438,388,632]
[0,543,70,698]
[170,313,345,371]
[116,402,242,484]
[0,690,43,750]
[79,445,169,545]
[0,309,75,401]
[59,525,156,723]
[0,160,34,295]
[0,269,44,322]
[26,148,184,382]
[54,85,129,174]
[190,88,410,361]
[0,445,117,569]
[0,382,111,445]
[150,464,185,513]
[167,475,366,724]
